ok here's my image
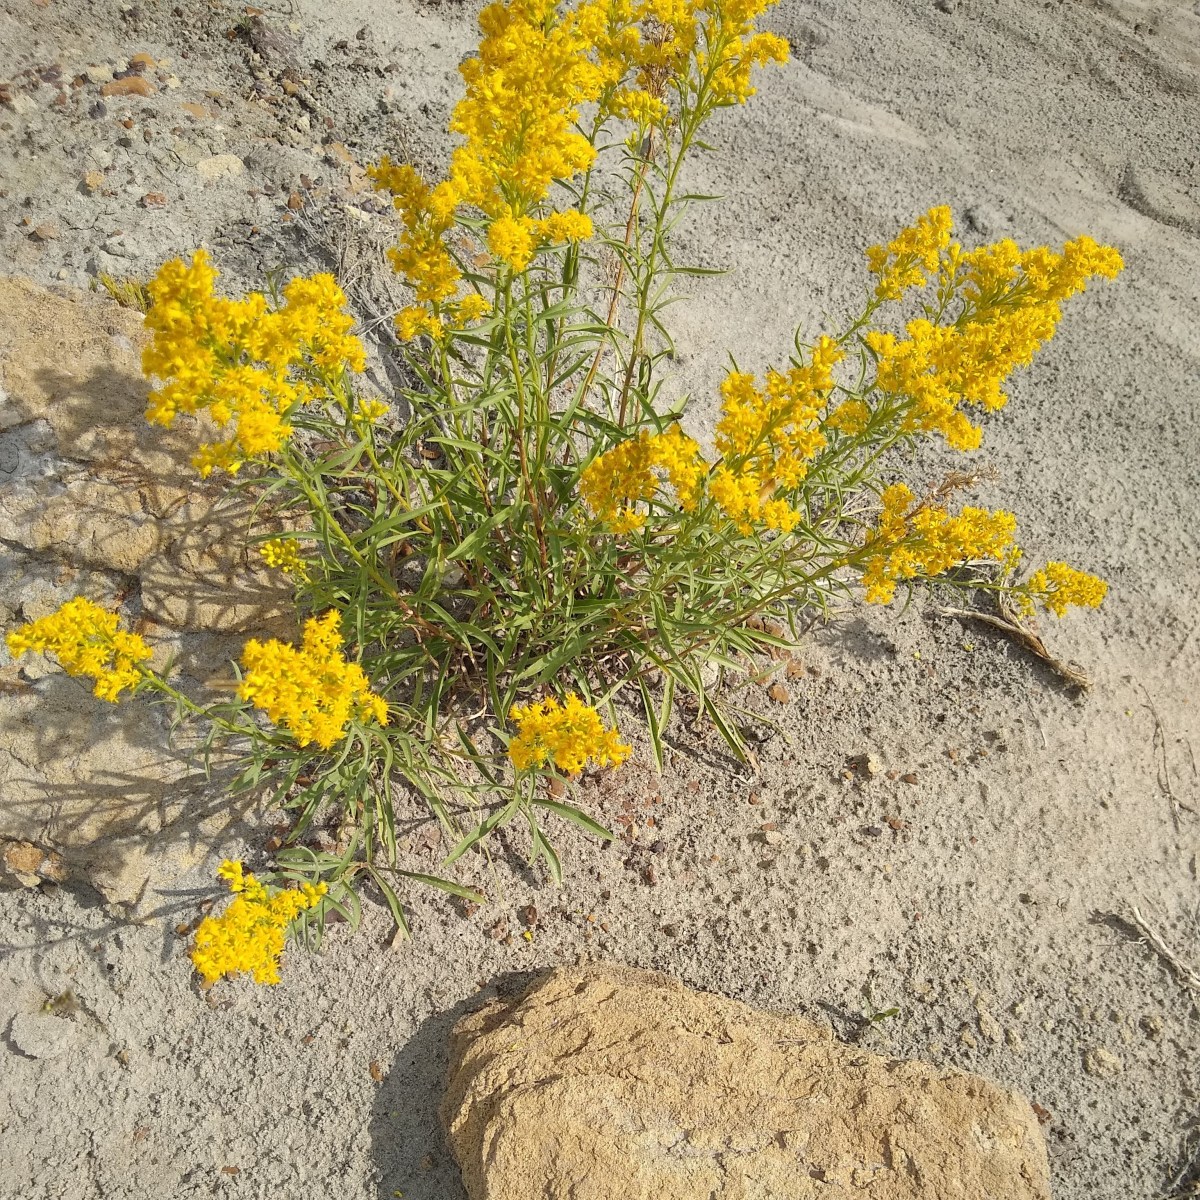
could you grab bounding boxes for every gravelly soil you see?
[2,0,1198,1197]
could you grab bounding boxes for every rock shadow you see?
[368,971,544,1200]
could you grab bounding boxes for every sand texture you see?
[1,0,1198,1197]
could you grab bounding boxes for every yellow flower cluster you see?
[5,597,151,702]
[373,0,786,327]
[865,211,1124,451]
[860,483,1019,605]
[258,538,307,577]
[865,205,954,301]
[696,0,790,107]
[508,693,631,773]
[580,424,707,533]
[710,336,842,532]
[190,860,326,986]
[238,611,389,750]
[1022,561,1108,618]
[142,251,366,477]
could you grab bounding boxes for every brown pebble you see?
[519,905,538,927]
[747,790,761,805]
[31,222,59,241]
[642,864,658,886]
[181,101,209,119]
[369,1060,384,1082]
[900,773,919,785]
[128,51,157,72]
[325,140,355,165]
[140,191,167,207]
[767,682,790,704]
[100,76,156,97]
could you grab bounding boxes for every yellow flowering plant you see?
[5,0,1123,983]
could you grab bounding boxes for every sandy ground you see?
[2,0,1199,1197]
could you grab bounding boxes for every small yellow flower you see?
[238,611,389,750]
[580,425,708,531]
[395,305,445,343]
[488,214,537,272]
[142,251,366,477]
[451,294,492,324]
[508,694,630,774]
[535,209,594,245]
[357,397,390,422]
[5,597,151,702]
[190,860,327,986]
[859,485,1019,605]
[1021,561,1108,618]
[258,538,308,577]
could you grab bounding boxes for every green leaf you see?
[532,797,614,841]
[392,870,486,904]
[442,797,522,866]
[525,807,563,885]
[368,869,410,940]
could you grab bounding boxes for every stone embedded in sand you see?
[0,277,295,904]
[196,153,245,182]
[442,964,1052,1200]
[1083,1046,1124,1078]
[0,839,67,888]
[100,76,156,98]
[8,1012,80,1060]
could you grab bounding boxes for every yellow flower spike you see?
[258,538,308,577]
[488,215,538,273]
[395,305,446,343]
[5,597,152,703]
[535,209,595,245]
[508,694,631,774]
[1024,561,1108,618]
[580,430,660,531]
[865,205,954,301]
[190,861,327,986]
[237,611,389,750]
[142,251,366,477]
[864,213,1123,452]
[859,485,1021,605]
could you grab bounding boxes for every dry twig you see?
[1139,682,1197,829]
[1096,904,1200,995]
[936,597,1091,691]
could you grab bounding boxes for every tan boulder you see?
[442,964,1051,1200]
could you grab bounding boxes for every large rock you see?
[442,964,1051,1200]
[0,278,295,904]
[0,277,294,631]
